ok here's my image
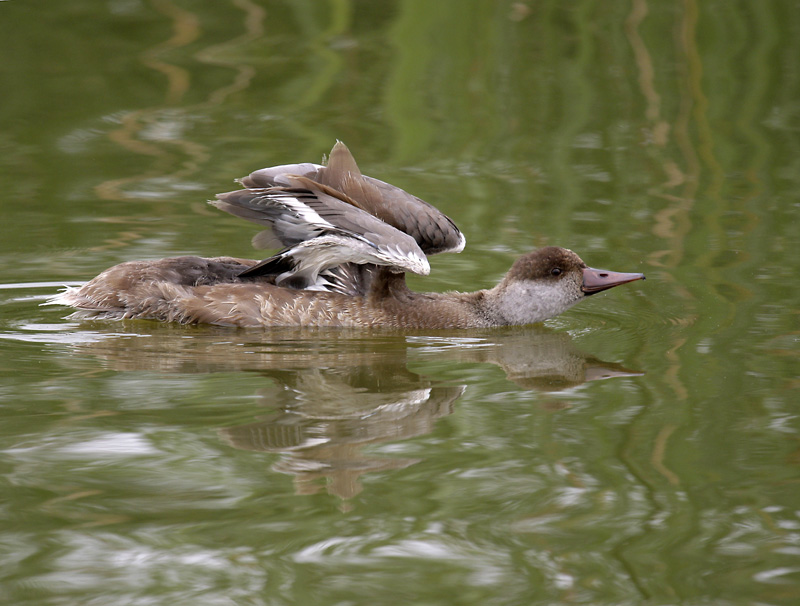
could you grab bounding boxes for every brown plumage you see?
[49,143,645,328]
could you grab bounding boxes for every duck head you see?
[486,247,645,325]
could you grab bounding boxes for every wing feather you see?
[211,141,463,293]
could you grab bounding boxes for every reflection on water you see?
[19,319,640,501]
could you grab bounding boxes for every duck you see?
[50,142,645,329]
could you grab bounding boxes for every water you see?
[1,1,799,604]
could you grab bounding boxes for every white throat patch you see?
[493,279,582,325]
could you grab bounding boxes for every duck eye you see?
[551,267,562,276]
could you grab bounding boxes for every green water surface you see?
[1,1,798,605]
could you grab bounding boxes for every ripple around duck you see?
[0,280,662,369]
[0,281,85,291]
[546,300,677,363]
[561,295,687,336]
[0,282,134,345]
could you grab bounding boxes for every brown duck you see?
[50,142,644,328]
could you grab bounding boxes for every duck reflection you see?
[60,325,641,499]
[220,370,464,500]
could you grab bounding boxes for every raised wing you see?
[225,142,465,256]
[314,142,465,255]
[211,141,464,292]
[212,176,429,290]
[240,162,323,188]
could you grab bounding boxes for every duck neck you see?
[367,271,496,329]
[479,279,582,326]
[367,269,414,301]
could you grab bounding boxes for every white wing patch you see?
[282,234,429,284]
[451,232,467,253]
[271,193,337,230]
[234,188,430,283]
